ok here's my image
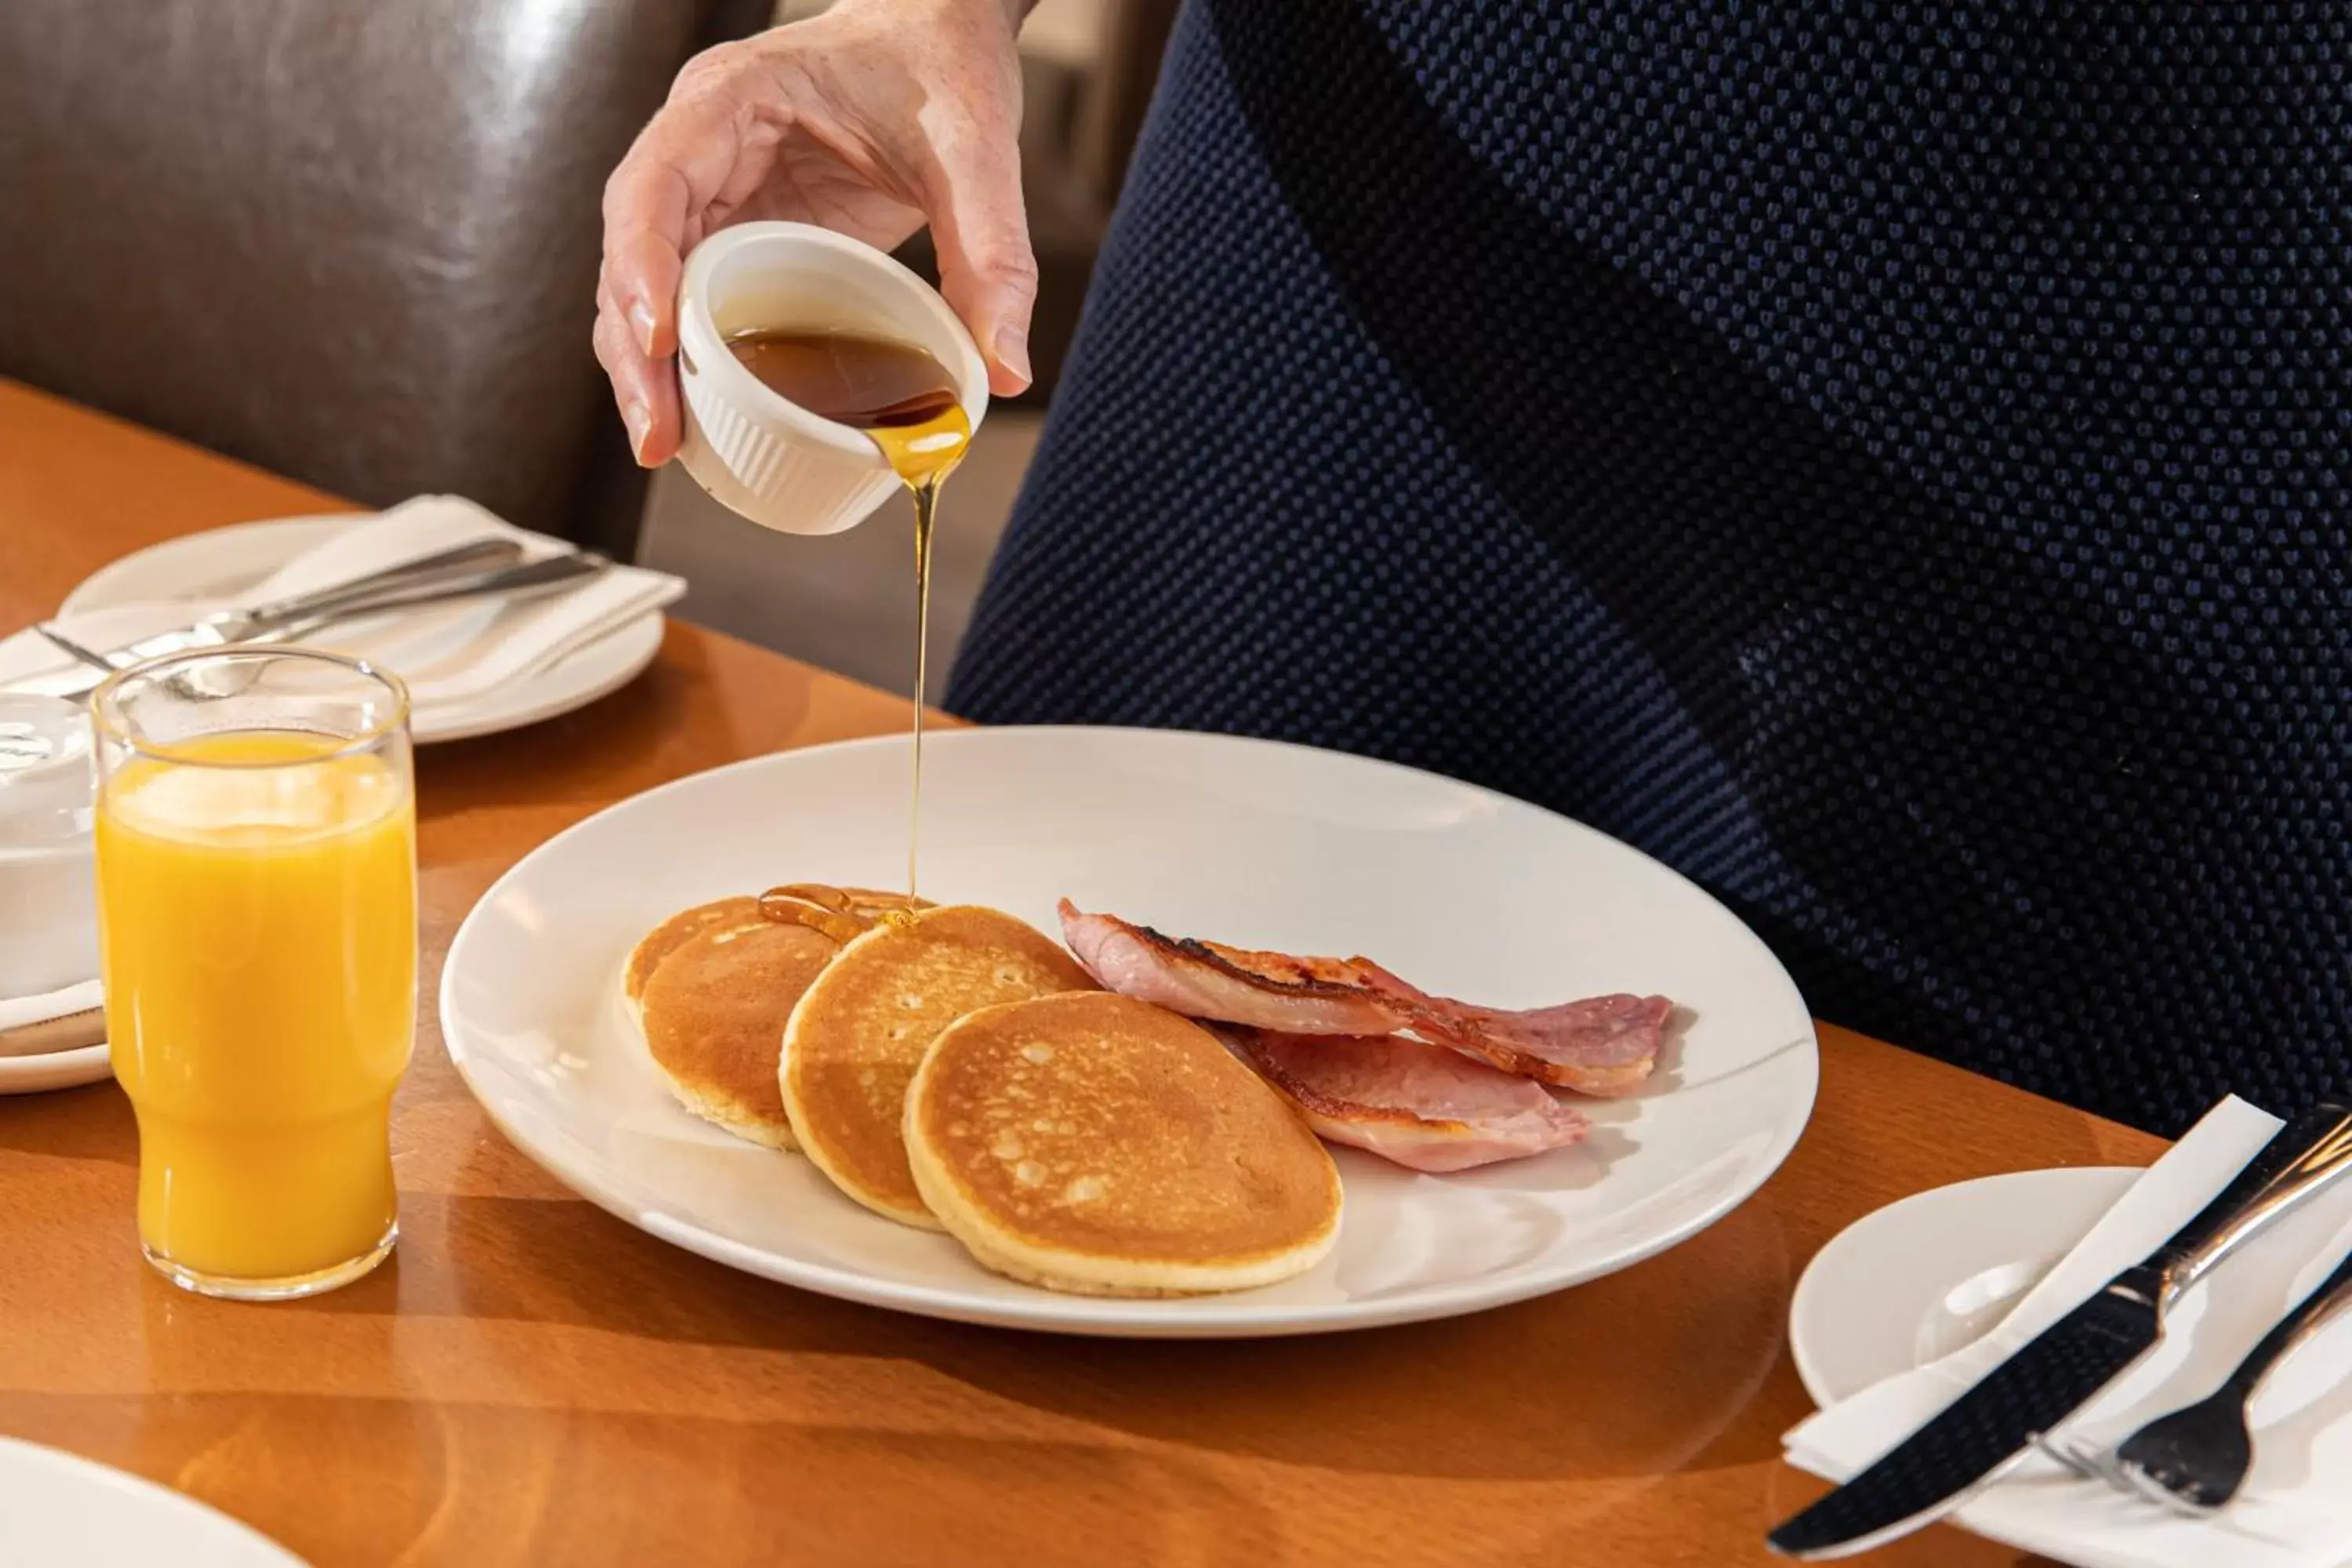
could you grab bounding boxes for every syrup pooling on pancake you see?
[757,883,930,945]
[1058,901,1674,1097]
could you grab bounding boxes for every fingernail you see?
[993,327,1031,386]
[630,300,659,358]
[622,400,652,463]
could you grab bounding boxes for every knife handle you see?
[2149,1100,2352,1309]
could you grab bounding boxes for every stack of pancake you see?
[622,887,1341,1297]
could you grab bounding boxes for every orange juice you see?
[97,731,416,1289]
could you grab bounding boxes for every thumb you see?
[923,122,1039,397]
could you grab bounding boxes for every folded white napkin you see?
[0,978,103,1055]
[0,495,684,724]
[1786,1095,2352,1568]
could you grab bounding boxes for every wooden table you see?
[0,379,2155,1566]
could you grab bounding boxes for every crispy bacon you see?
[1353,968,1671,1096]
[1056,902,1396,1034]
[1228,1029,1590,1172]
[1058,902,1671,1096]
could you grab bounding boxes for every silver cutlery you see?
[1767,1099,2352,1559]
[33,536,527,676]
[29,550,609,699]
[2051,1245,2352,1514]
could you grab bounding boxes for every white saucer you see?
[60,514,664,743]
[0,1040,111,1095]
[0,1436,305,1566]
[445,725,1820,1338]
[1790,1165,2140,1406]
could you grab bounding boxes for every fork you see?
[2054,1247,2352,1512]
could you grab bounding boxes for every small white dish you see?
[443,725,1820,1338]
[57,515,663,744]
[673,220,989,536]
[0,1436,306,1566]
[1790,1165,2141,1406]
[0,691,97,996]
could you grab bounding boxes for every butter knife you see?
[1767,1099,2352,1558]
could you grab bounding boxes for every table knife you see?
[1767,1098,2352,1559]
[36,536,525,675]
[24,551,606,700]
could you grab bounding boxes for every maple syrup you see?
[725,328,971,898]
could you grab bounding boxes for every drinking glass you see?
[93,648,416,1299]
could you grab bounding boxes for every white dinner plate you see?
[1790,1165,2141,1406]
[0,1436,306,1566]
[60,515,663,743]
[443,726,1819,1337]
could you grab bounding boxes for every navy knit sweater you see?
[949,0,2352,1135]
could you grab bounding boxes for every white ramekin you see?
[0,693,97,999]
[673,222,990,536]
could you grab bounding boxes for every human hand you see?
[597,0,1034,466]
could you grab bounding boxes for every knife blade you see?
[47,537,527,674]
[1767,1098,2352,1559]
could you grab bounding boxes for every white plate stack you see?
[0,690,107,1093]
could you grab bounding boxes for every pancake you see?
[905,992,1344,1297]
[622,897,764,1025]
[639,920,837,1147]
[629,886,930,1147]
[781,905,1094,1227]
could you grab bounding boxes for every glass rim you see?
[90,645,412,768]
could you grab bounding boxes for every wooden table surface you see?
[0,379,2153,1566]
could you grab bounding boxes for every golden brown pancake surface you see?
[640,920,843,1146]
[781,905,1094,1227]
[624,896,765,1007]
[906,992,1343,1295]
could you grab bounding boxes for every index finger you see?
[602,81,775,360]
[601,151,693,360]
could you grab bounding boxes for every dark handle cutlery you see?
[2057,1245,2352,1512]
[1766,1099,2352,1558]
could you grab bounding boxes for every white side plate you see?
[61,515,662,743]
[1790,1165,2140,1406]
[0,1436,306,1566]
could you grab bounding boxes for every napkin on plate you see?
[0,979,103,1057]
[0,495,684,722]
[1784,1094,2352,1568]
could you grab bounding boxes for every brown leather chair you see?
[0,0,771,555]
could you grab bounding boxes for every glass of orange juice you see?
[92,648,416,1300]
